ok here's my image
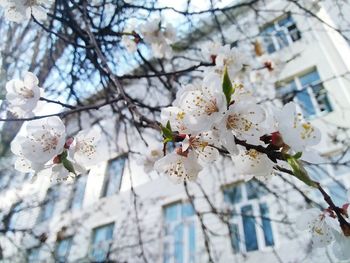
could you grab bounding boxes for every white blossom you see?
[176,83,226,133]
[154,150,202,182]
[182,132,219,163]
[275,102,321,152]
[0,0,52,22]
[217,101,265,155]
[296,208,334,248]
[6,72,42,116]
[160,106,189,134]
[231,148,274,179]
[138,147,163,173]
[11,116,66,166]
[69,128,103,167]
[140,19,176,58]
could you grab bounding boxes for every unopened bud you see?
[264,61,274,71]
[271,131,284,148]
[64,138,74,149]
[53,155,61,164]
[210,55,217,65]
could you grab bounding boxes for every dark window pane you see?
[260,203,275,247]
[182,203,195,218]
[296,89,316,117]
[56,237,72,262]
[312,84,332,113]
[91,223,114,261]
[174,224,184,263]
[241,205,258,251]
[102,157,125,197]
[223,185,242,204]
[189,222,196,263]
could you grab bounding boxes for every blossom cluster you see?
[121,19,176,58]
[297,198,350,260]
[151,43,321,183]
[11,116,103,181]
[0,0,52,23]
[4,72,103,181]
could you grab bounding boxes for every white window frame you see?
[277,69,332,118]
[224,182,277,254]
[162,202,196,263]
[261,14,300,53]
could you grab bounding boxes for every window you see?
[27,247,40,263]
[90,223,115,262]
[69,175,87,211]
[223,180,274,253]
[277,69,332,118]
[163,202,196,263]
[38,187,58,223]
[260,14,301,53]
[55,237,72,262]
[100,157,126,197]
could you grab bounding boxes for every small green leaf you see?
[62,158,76,175]
[222,66,235,106]
[161,121,174,142]
[293,152,302,159]
[286,156,317,188]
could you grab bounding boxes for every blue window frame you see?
[38,187,58,222]
[55,237,72,262]
[260,14,301,54]
[223,181,275,253]
[69,175,87,210]
[277,69,332,118]
[101,157,126,197]
[163,202,196,263]
[91,223,115,262]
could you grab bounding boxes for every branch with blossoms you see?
[1,0,350,261]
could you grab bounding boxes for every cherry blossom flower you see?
[11,136,44,173]
[182,132,219,163]
[0,0,52,23]
[176,83,226,133]
[296,208,334,248]
[275,102,321,152]
[160,106,190,134]
[6,72,43,117]
[231,148,274,179]
[215,45,251,78]
[138,147,163,173]
[154,150,202,182]
[217,101,266,155]
[69,128,103,168]
[11,116,66,165]
[140,19,176,58]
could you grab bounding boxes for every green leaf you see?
[161,121,174,142]
[293,152,302,159]
[62,158,76,175]
[222,66,235,106]
[286,156,317,188]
